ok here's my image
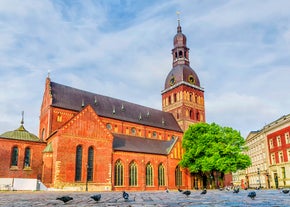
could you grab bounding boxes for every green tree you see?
[180,122,251,187]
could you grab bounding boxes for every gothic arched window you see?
[175,166,182,187]
[115,160,124,186]
[129,161,138,186]
[75,145,82,181]
[158,164,165,186]
[146,163,153,186]
[87,146,94,181]
[11,146,18,167]
[24,147,31,167]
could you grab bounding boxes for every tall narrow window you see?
[75,145,82,181]
[129,161,138,186]
[11,146,18,166]
[24,147,31,167]
[87,146,94,181]
[175,166,182,187]
[277,136,281,147]
[158,164,165,186]
[115,160,124,186]
[146,163,153,186]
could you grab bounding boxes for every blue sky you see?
[0,0,289,138]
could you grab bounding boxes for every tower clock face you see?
[169,76,175,86]
[188,75,195,84]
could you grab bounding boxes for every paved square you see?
[0,189,289,206]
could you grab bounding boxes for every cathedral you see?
[0,20,207,191]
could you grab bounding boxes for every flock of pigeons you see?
[56,188,290,204]
[56,191,129,204]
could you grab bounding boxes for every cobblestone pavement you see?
[0,189,289,207]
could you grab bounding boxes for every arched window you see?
[11,146,18,166]
[115,160,124,186]
[87,146,94,181]
[24,147,31,167]
[196,112,200,121]
[158,164,165,186]
[168,96,171,104]
[189,110,193,119]
[179,51,183,58]
[129,161,138,186]
[75,145,82,181]
[173,93,177,102]
[175,166,182,187]
[189,93,193,102]
[146,163,153,186]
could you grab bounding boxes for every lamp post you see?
[257,168,261,189]
[86,163,89,191]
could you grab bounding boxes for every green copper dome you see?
[0,124,41,142]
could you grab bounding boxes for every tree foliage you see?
[179,122,251,174]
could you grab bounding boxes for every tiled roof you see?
[0,125,41,142]
[112,133,177,155]
[50,81,182,132]
[43,142,53,153]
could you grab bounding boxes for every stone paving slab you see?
[0,189,289,207]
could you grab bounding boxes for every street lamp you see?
[86,163,89,191]
[257,168,261,189]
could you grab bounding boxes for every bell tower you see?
[162,16,205,131]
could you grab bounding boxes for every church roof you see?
[112,133,177,155]
[49,81,183,132]
[163,64,202,90]
[0,124,41,142]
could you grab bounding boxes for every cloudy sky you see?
[0,0,289,138]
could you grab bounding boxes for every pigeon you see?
[281,189,290,194]
[233,188,239,193]
[56,196,73,204]
[247,191,256,200]
[182,190,191,197]
[178,188,183,192]
[90,194,101,202]
[166,188,169,193]
[201,189,207,194]
[123,191,129,200]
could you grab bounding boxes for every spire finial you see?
[176,11,182,33]
[21,111,24,125]
[47,70,50,78]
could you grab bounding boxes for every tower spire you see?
[21,111,24,125]
[176,11,182,33]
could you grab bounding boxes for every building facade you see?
[266,114,290,188]
[0,118,46,181]
[233,114,290,189]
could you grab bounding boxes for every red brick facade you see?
[0,21,218,191]
[0,137,46,179]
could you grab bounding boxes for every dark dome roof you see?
[174,32,187,47]
[164,65,200,89]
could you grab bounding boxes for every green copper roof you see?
[43,142,53,153]
[0,124,41,142]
